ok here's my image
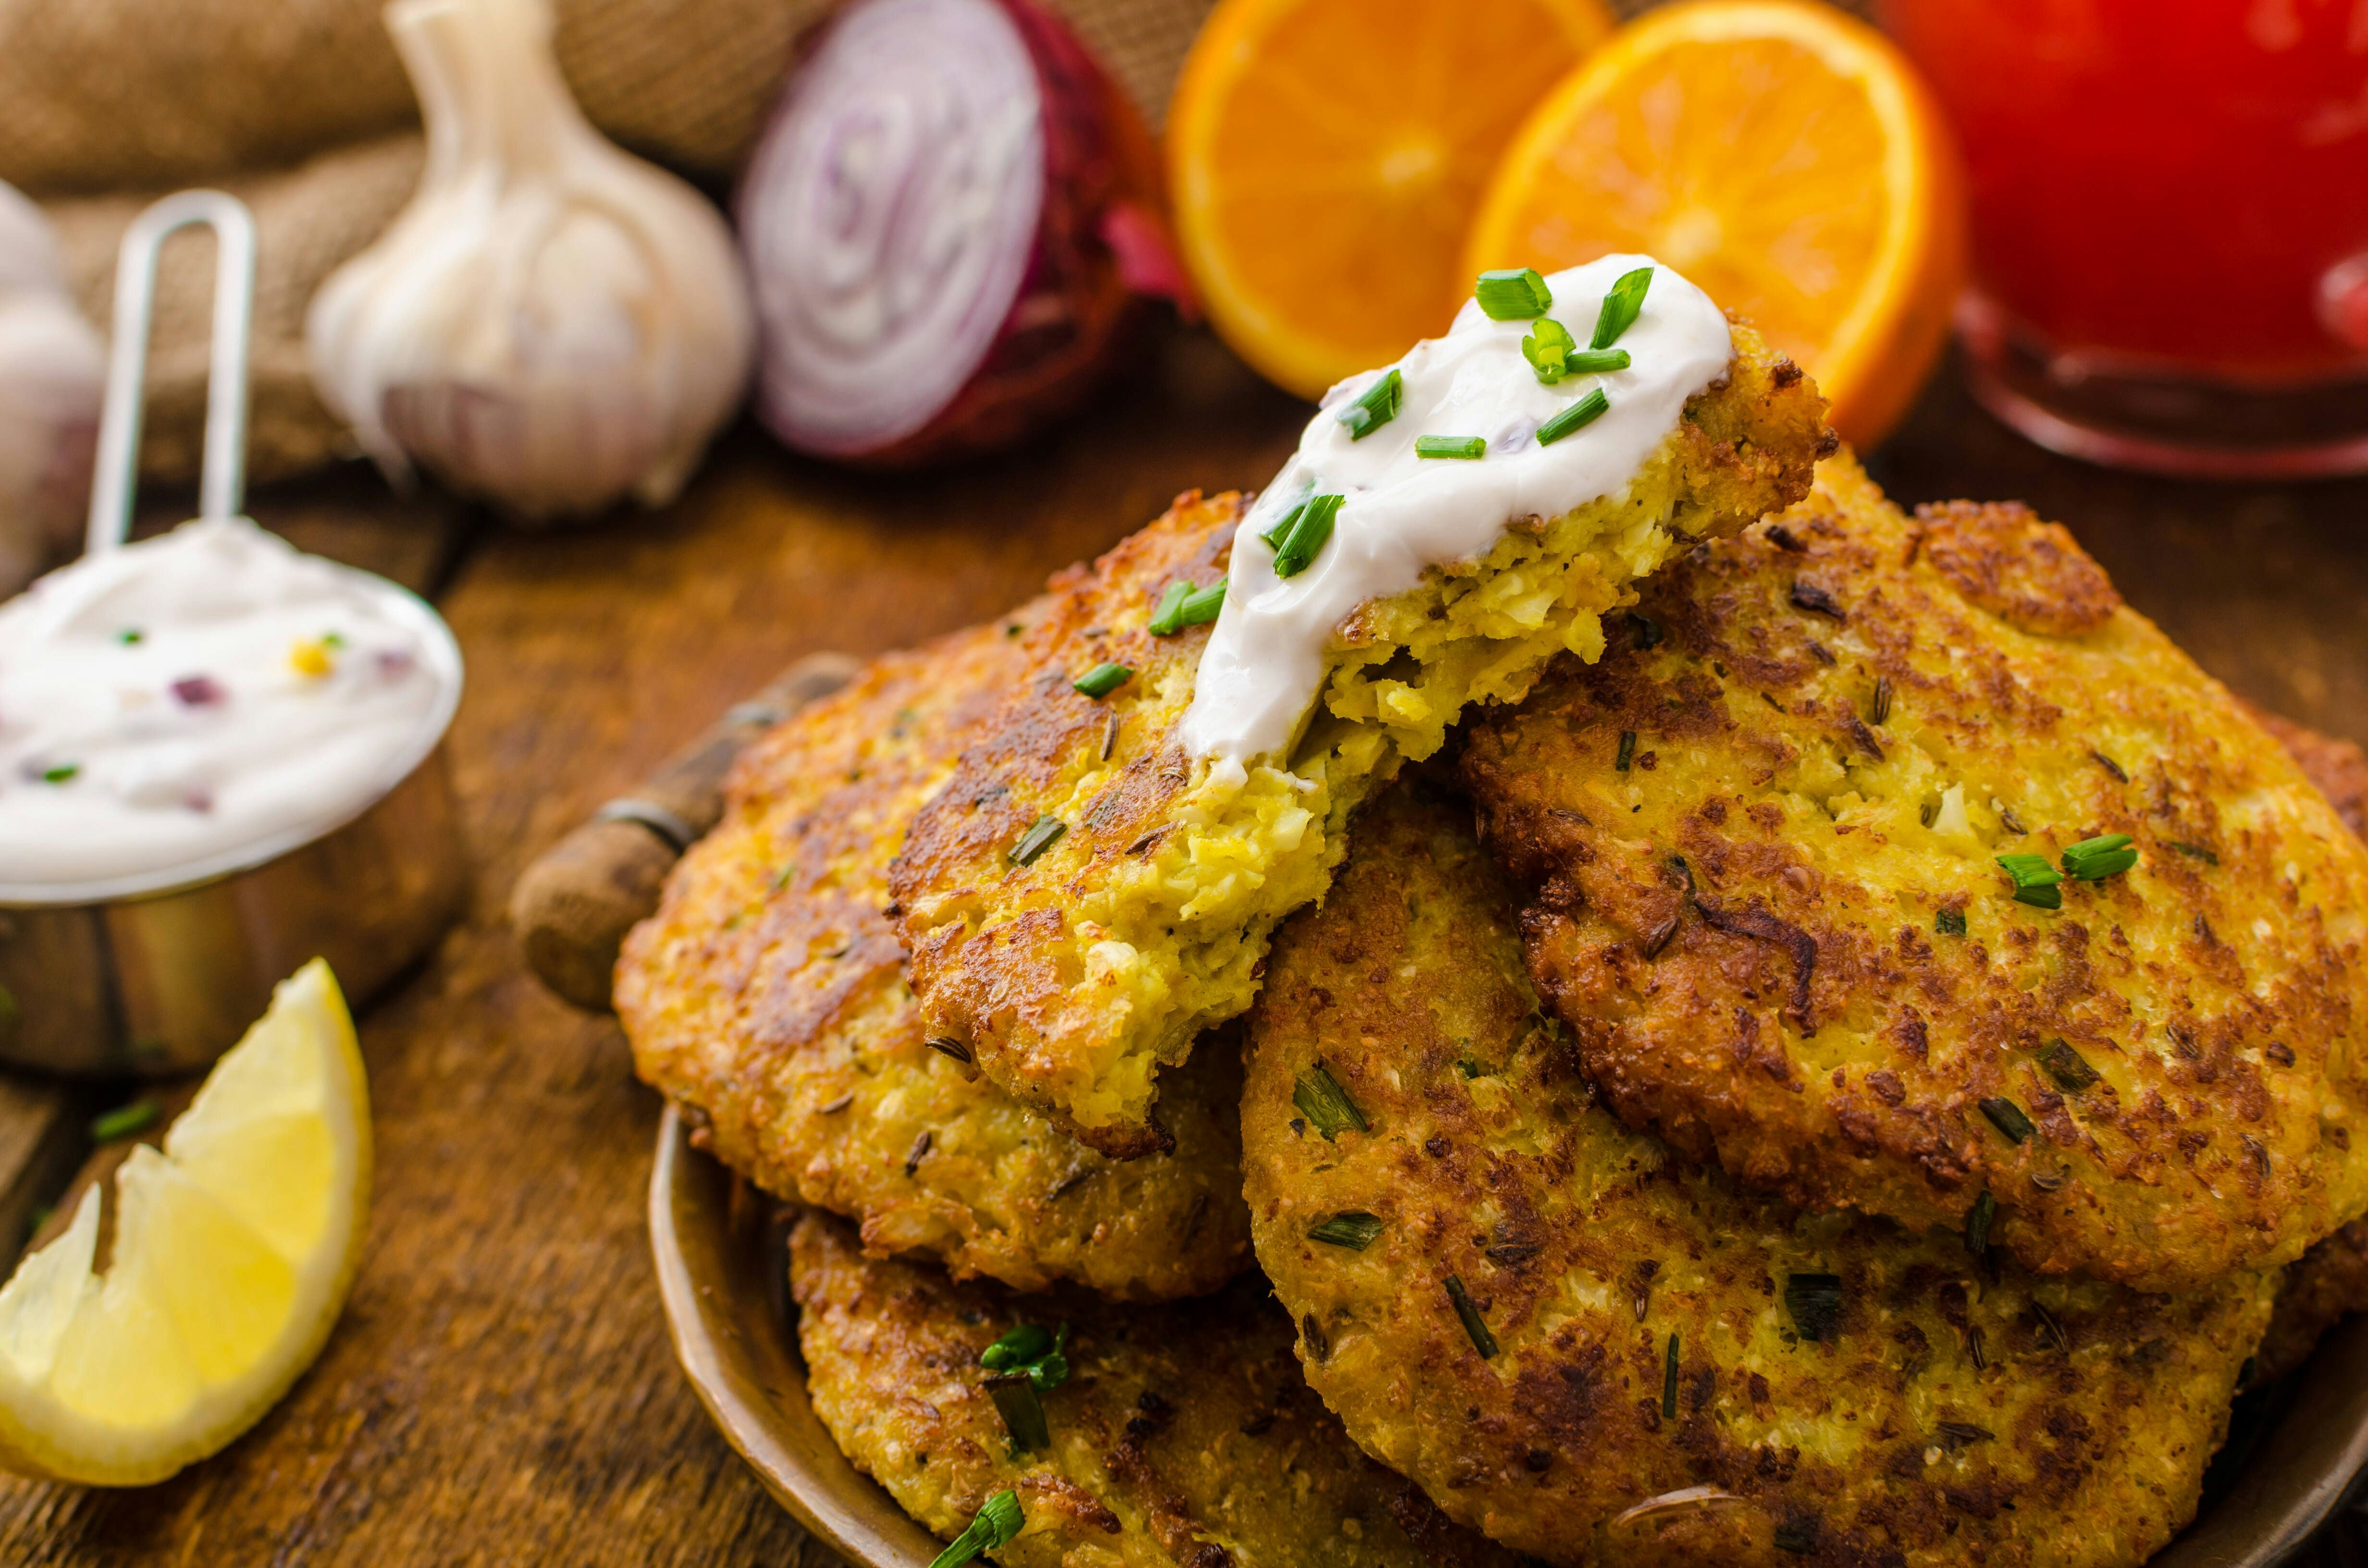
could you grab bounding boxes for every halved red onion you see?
[738,0,1189,465]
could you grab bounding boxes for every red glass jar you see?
[1886,0,2368,476]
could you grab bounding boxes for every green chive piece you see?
[1615,731,1637,772]
[2039,1040,2100,1091]
[1785,1273,1843,1341]
[1590,266,1654,349]
[40,763,79,785]
[1521,317,1578,383]
[1564,348,1631,374]
[1445,1275,1499,1359]
[1965,1189,1996,1258]
[1935,906,1967,937]
[1661,1331,1680,1419]
[1630,612,1665,649]
[985,1373,1052,1451]
[981,1322,1070,1388]
[2168,840,2219,865]
[1995,852,2063,909]
[117,628,142,645]
[1307,1211,1387,1250]
[1293,1063,1369,1140]
[1414,434,1488,460]
[1260,499,1307,551]
[2061,833,2137,881]
[1337,368,1404,440]
[1272,494,1341,579]
[1774,1515,1819,1555]
[1474,267,1554,319]
[1148,580,1194,635]
[929,1490,1024,1568]
[91,1099,160,1142]
[1979,1096,2035,1145]
[1536,388,1611,446]
[1073,662,1134,699]
[1009,815,1067,868]
[1177,579,1227,626]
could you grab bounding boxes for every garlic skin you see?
[306,0,754,522]
[0,182,104,597]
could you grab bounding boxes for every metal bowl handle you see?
[85,189,258,555]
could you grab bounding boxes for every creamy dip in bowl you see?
[0,517,467,1075]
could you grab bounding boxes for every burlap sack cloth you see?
[10,0,1843,486]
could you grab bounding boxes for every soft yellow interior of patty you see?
[1008,448,1704,1132]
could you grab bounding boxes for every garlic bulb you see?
[306,0,755,521]
[0,182,104,597]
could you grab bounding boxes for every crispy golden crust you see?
[891,336,1827,1157]
[1242,783,2275,1568]
[790,1211,1525,1568]
[1459,454,2368,1293]
[614,621,1248,1300]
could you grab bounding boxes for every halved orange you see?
[1462,0,1965,447]
[1169,0,1616,400]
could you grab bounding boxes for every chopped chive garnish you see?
[1445,1275,1498,1359]
[2039,1040,2100,1091]
[1337,368,1403,440]
[1661,1331,1680,1418]
[1073,662,1134,699]
[2168,840,2219,865]
[1785,1273,1843,1341]
[1590,266,1653,349]
[1565,348,1631,374]
[1630,612,1665,649]
[1009,815,1066,867]
[1179,579,1226,624]
[981,1323,1059,1377]
[1869,675,1892,726]
[1996,852,2063,909]
[1272,494,1341,579]
[985,1372,1051,1451]
[1293,1063,1369,1140]
[117,628,142,644]
[1535,388,1610,446]
[1521,317,1578,383]
[1979,1096,2035,1145]
[1935,906,1967,937]
[1148,580,1193,634]
[1307,1211,1386,1250]
[1474,266,1554,319]
[1936,1420,1996,1449]
[2061,833,2137,881]
[929,1490,1023,1568]
[1615,730,1637,772]
[40,763,79,785]
[90,1099,160,1142]
[1415,434,1488,460]
[1965,1189,1996,1259]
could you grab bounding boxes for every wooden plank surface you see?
[0,318,2362,1565]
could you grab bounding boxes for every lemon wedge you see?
[0,959,371,1485]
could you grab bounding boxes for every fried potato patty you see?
[791,1211,1524,1568]
[891,334,1829,1157]
[1460,454,2368,1292]
[616,622,1247,1300]
[1242,783,2274,1568]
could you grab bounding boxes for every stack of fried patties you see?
[617,373,2368,1566]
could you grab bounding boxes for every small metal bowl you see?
[0,589,467,1078]
[649,1104,2368,1568]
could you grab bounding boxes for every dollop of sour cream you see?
[1179,255,1733,764]
[0,516,461,902]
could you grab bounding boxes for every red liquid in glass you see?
[1888,0,2368,384]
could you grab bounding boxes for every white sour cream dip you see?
[0,516,462,903]
[1179,254,1733,763]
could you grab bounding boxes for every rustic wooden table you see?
[1,318,2363,1564]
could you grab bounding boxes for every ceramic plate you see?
[649,1104,2368,1568]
